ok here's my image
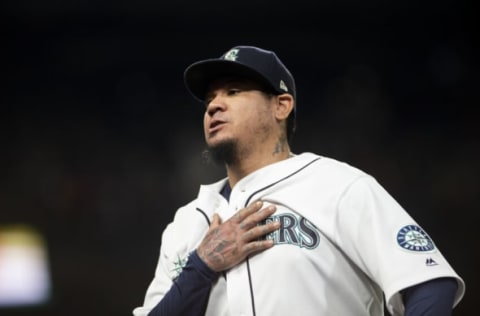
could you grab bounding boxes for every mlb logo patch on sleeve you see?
[396,225,435,252]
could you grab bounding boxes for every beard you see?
[203,139,239,166]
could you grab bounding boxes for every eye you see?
[204,93,214,107]
[227,88,242,96]
[204,98,212,108]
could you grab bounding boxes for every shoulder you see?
[167,177,228,229]
[293,152,365,173]
[292,152,369,186]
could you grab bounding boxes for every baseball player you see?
[133,46,465,315]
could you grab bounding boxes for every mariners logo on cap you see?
[223,49,239,61]
[396,225,435,252]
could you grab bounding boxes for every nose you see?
[206,97,225,116]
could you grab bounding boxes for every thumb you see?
[210,213,222,228]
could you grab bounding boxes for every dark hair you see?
[262,88,295,143]
[287,111,296,142]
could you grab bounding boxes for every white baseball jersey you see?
[134,152,465,316]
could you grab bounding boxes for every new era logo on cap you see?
[184,45,296,103]
[223,49,239,61]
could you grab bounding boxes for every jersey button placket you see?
[234,187,247,211]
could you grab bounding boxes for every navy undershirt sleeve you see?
[402,277,458,316]
[148,250,219,316]
[149,182,230,316]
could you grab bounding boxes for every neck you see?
[226,145,291,188]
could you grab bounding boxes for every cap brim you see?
[184,59,275,102]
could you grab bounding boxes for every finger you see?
[240,205,277,230]
[235,200,263,222]
[209,213,221,229]
[243,239,275,255]
[242,220,280,242]
[254,205,277,221]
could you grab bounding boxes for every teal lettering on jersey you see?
[265,214,320,249]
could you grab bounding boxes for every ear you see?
[274,93,295,121]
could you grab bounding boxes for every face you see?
[203,78,277,163]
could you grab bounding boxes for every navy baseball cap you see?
[184,46,296,102]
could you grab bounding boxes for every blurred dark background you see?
[1,0,477,315]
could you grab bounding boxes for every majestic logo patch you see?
[396,225,435,252]
[426,257,438,266]
[223,49,239,61]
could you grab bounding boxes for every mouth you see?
[208,119,226,134]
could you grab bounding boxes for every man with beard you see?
[133,46,464,316]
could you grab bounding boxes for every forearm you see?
[402,277,458,316]
[148,251,219,316]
